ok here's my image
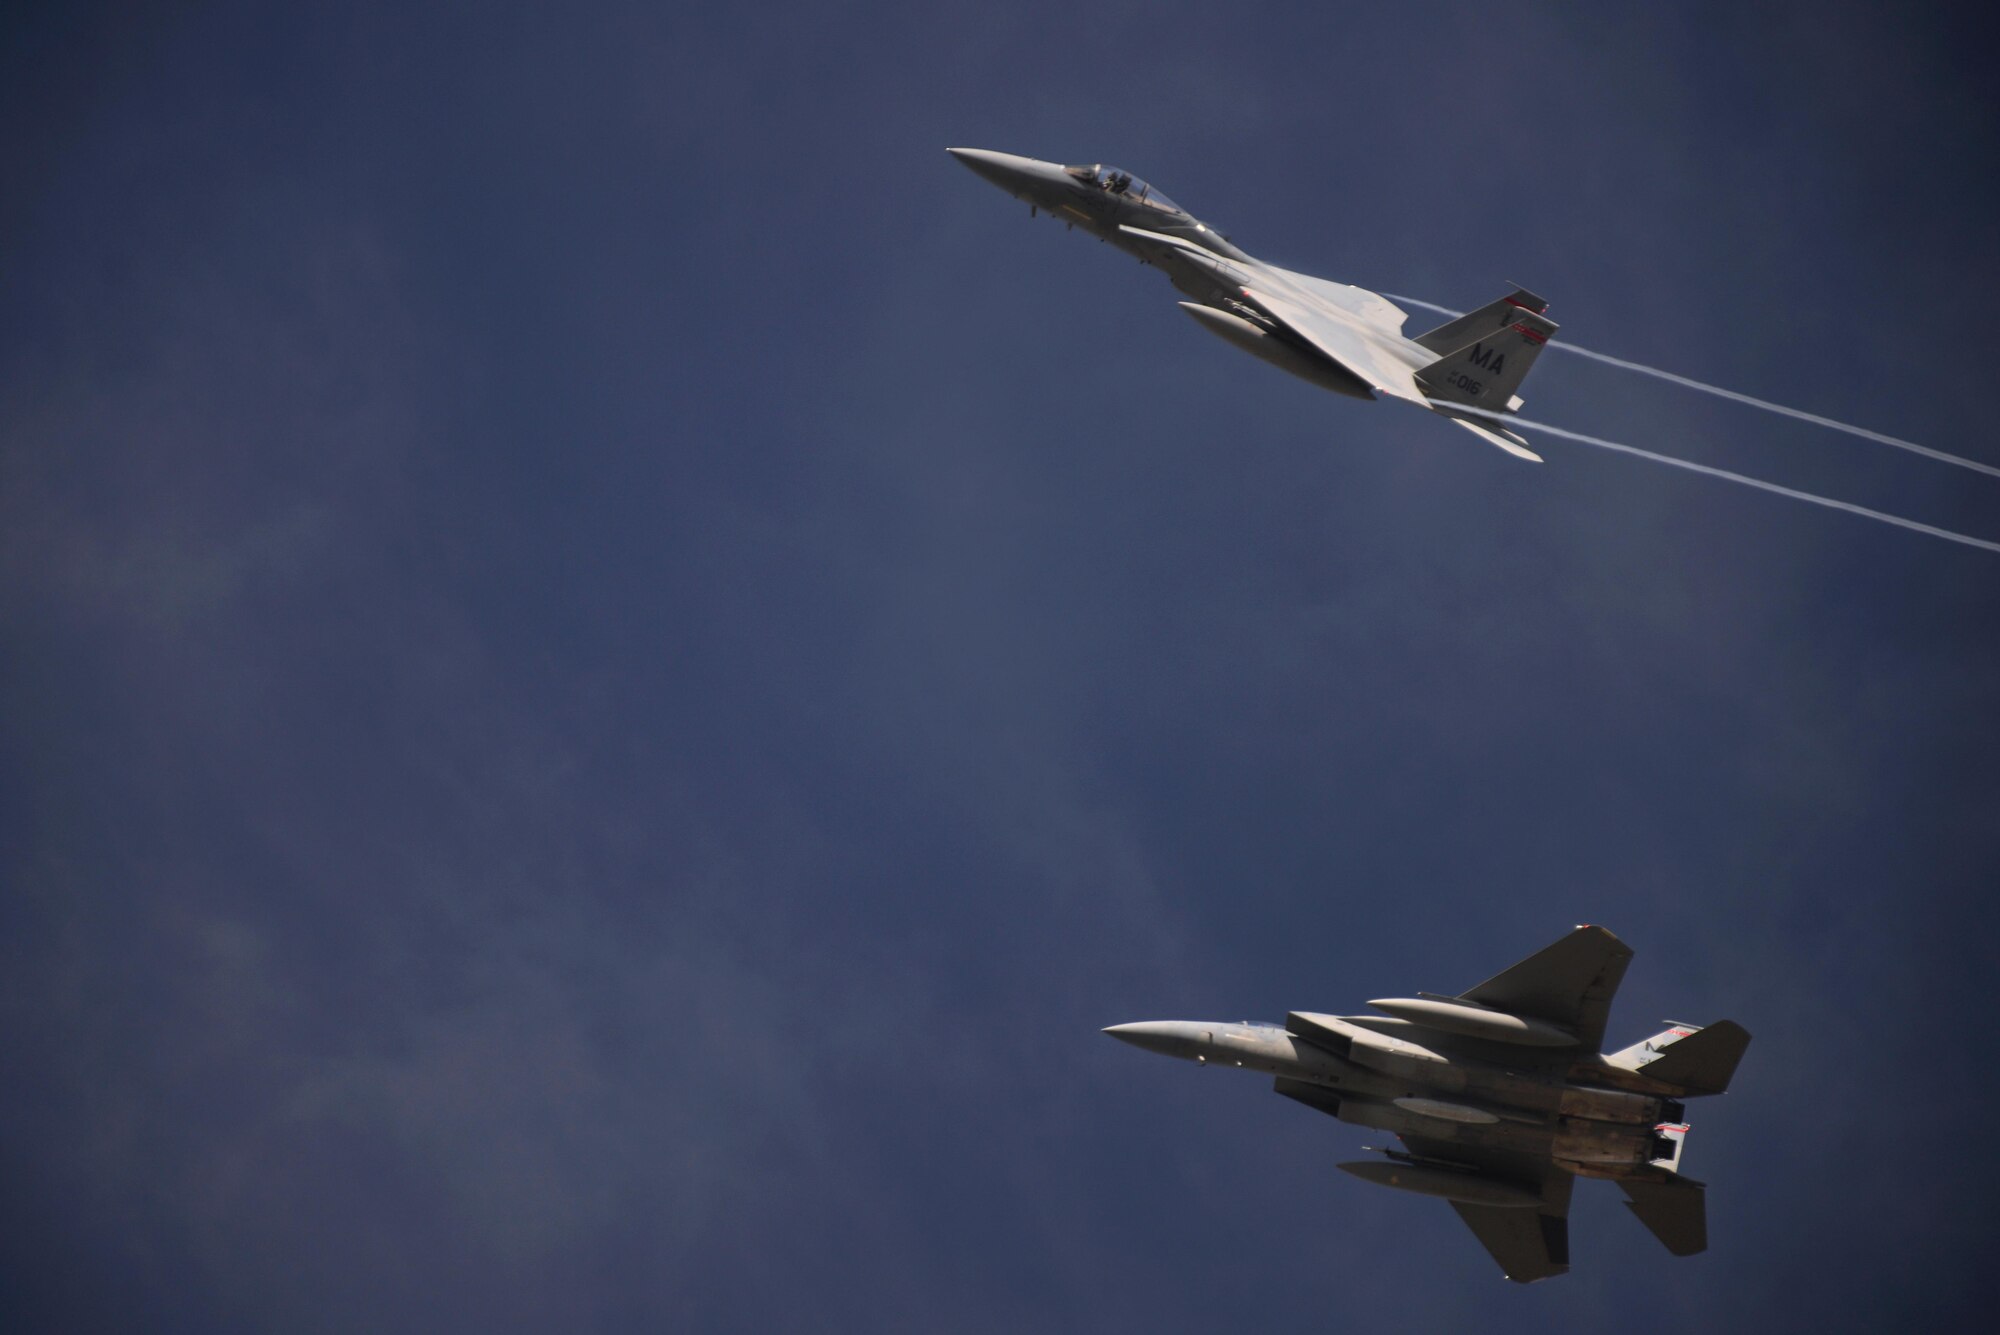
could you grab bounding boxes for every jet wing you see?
[1244,269,1550,461]
[1458,925,1634,1053]
[1400,1136,1573,1284]
[1235,280,1432,407]
[1258,265,1411,333]
[1115,228,1411,336]
[1116,227,1541,458]
[1450,1200,1571,1284]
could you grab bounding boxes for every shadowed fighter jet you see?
[1104,926,1750,1283]
[949,147,1557,461]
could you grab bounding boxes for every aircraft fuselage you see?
[947,148,1249,261]
[950,146,1562,460]
[1103,1018,1685,1177]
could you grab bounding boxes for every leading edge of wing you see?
[1399,1135,1572,1284]
[1449,1202,1571,1283]
[1256,264,1411,333]
[1237,284,1431,407]
[1243,283,1543,461]
[1460,925,1633,1052]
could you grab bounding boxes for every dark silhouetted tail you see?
[1634,1021,1750,1096]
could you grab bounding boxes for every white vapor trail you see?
[1440,405,2000,556]
[1384,294,2000,480]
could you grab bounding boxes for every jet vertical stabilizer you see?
[1607,1023,1703,1069]
[1410,287,1551,354]
[1417,310,1559,418]
[1624,1021,1751,1096]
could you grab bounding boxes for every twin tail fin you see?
[1416,306,1559,415]
[1608,1020,1751,1097]
[1411,286,1551,355]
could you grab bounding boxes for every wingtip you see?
[1431,404,1543,461]
[1485,427,1545,463]
[1485,425,1543,463]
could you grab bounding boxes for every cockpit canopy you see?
[1065,162,1183,215]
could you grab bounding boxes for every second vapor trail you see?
[1385,294,2000,480]
[1441,405,2000,556]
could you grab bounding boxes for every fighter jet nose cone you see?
[945,147,1005,181]
[945,147,1060,196]
[1101,1020,1200,1058]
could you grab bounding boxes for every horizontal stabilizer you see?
[1621,1176,1707,1256]
[1634,1020,1750,1096]
[1445,415,1543,463]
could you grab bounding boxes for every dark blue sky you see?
[5,4,1996,1331]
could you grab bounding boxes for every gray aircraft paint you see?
[948,147,1555,461]
[1104,926,1748,1284]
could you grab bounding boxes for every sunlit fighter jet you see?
[948,147,1557,461]
[1104,926,1750,1283]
